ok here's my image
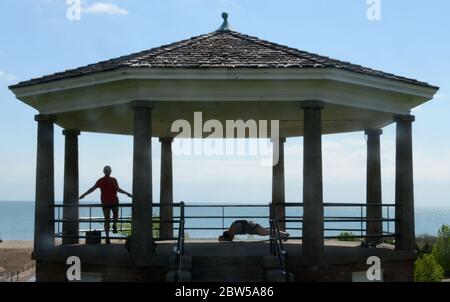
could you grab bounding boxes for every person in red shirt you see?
[80,166,132,244]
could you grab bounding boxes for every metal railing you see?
[178,202,396,241]
[51,202,397,243]
[274,202,397,240]
[269,218,290,282]
[52,203,185,242]
[0,263,36,282]
[174,202,185,282]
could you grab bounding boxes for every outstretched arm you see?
[118,188,132,198]
[79,186,97,200]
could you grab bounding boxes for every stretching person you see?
[80,166,132,244]
[218,220,290,242]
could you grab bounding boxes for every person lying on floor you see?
[218,220,290,242]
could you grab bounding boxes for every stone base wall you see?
[36,257,414,282]
[36,261,169,282]
[291,260,414,282]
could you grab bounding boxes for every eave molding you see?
[10,67,438,100]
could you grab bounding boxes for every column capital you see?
[159,137,174,143]
[62,129,81,136]
[365,129,383,136]
[270,137,286,144]
[300,100,325,110]
[130,100,154,109]
[394,114,415,123]
[35,114,57,123]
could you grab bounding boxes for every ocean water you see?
[0,201,449,240]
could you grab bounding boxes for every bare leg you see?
[256,227,290,239]
[102,207,111,244]
[112,206,119,233]
[256,227,270,236]
[278,230,290,239]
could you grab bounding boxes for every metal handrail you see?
[51,202,398,241]
[52,202,185,242]
[174,202,185,282]
[52,203,183,208]
[269,218,290,282]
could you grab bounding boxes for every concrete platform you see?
[32,239,416,282]
[34,239,413,265]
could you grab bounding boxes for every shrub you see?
[383,238,395,245]
[337,232,359,242]
[414,254,444,282]
[416,234,438,256]
[118,215,160,238]
[432,224,450,276]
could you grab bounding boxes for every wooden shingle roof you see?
[10,27,435,89]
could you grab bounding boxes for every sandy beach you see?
[0,241,35,282]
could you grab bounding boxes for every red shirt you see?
[95,176,119,205]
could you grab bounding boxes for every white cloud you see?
[414,149,450,182]
[82,2,128,15]
[434,93,450,100]
[0,70,18,83]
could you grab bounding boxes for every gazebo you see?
[9,13,438,282]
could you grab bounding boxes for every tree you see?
[414,254,444,282]
[432,224,450,275]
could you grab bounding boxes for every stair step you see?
[166,270,192,282]
[262,255,281,269]
[193,277,263,282]
[192,256,262,267]
[192,267,264,282]
[265,269,294,282]
[169,256,192,270]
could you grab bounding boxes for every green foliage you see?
[414,254,444,282]
[416,234,438,256]
[118,215,160,239]
[337,232,359,242]
[383,238,395,245]
[432,224,450,275]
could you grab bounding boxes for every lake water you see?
[0,201,449,240]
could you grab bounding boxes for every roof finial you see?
[216,12,233,32]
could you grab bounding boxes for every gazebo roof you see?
[9,13,439,138]
[10,19,435,90]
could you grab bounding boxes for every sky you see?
[0,0,449,207]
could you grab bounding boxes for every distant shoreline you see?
[1,202,449,240]
[0,240,34,249]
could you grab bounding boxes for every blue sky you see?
[0,0,449,206]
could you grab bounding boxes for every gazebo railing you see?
[269,218,290,282]
[174,202,185,282]
[179,202,397,240]
[52,202,185,241]
[51,202,397,242]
